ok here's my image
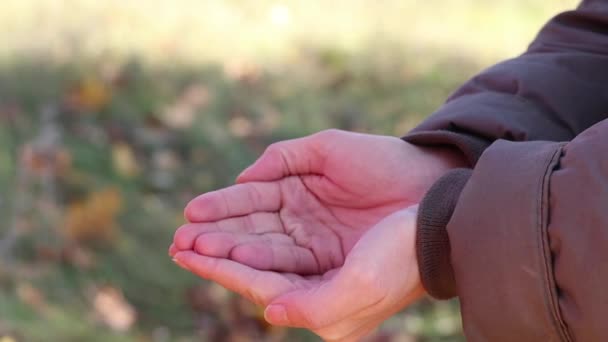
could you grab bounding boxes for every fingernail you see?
[173,258,190,271]
[264,304,289,325]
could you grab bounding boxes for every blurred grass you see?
[1,0,577,65]
[0,1,577,341]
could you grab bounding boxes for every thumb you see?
[236,130,338,183]
[264,206,422,329]
[263,269,377,330]
[263,286,342,330]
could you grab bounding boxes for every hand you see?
[172,206,424,341]
[170,129,465,274]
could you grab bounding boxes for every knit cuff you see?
[403,130,491,166]
[416,168,472,299]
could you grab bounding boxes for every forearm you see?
[405,0,608,164]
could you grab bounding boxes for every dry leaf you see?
[65,77,112,112]
[223,60,260,84]
[112,143,140,177]
[0,336,17,342]
[162,83,210,129]
[63,187,122,243]
[16,283,47,313]
[161,103,196,130]
[181,83,210,108]
[228,117,253,137]
[20,144,71,175]
[61,245,96,269]
[93,286,137,332]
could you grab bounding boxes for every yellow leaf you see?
[228,116,253,137]
[66,77,111,112]
[63,187,122,243]
[112,143,140,177]
[20,144,72,175]
[16,282,47,313]
[93,286,137,332]
[161,83,210,129]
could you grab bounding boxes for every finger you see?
[264,267,377,330]
[192,231,290,256]
[168,243,178,257]
[262,208,422,330]
[191,231,320,274]
[185,182,282,222]
[172,251,299,306]
[173,212,284,250]
[236,130,341,183]
[230,240,320,275]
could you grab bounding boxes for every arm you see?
[410,0,608,298]
[404,0,608,165]
[435,119,608,341]
[408,1,608,340]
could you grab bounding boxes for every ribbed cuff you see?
[403,130,491,166]
[416,168,472,299]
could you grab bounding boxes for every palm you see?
[172,207,424,341]
[172,130,464,274]
[172,176,389,275]
[171,215,403,303]
[171,240,339,313]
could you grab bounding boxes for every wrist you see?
[403,130,492,166]
[408,144,469,200]
[420,145,470,170]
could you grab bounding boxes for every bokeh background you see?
[0,1,578,341]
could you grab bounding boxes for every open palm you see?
[172,207,425,341]
[171,129,464,274]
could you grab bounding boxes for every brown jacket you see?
[404,0,608,340]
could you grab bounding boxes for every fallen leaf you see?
[16,283,47,313]
[61,245,96,269]
[228,116,253,137]
[63,187,122,243]
[20,144,71,176]
[65,77,112,112]
[93,286,137,332]
[223,59,260,84]
[112,143,140,178]
[162,83,210,129]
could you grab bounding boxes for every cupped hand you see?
[172,206,424,342]
[171,129,465,274]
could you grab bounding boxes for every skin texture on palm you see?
[172,206,425,342]
[171,129,466,274]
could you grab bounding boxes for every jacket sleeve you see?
[403,0,608,166]
[439,119,608,341]
[410,0,608,299]
[404,1,608,340]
